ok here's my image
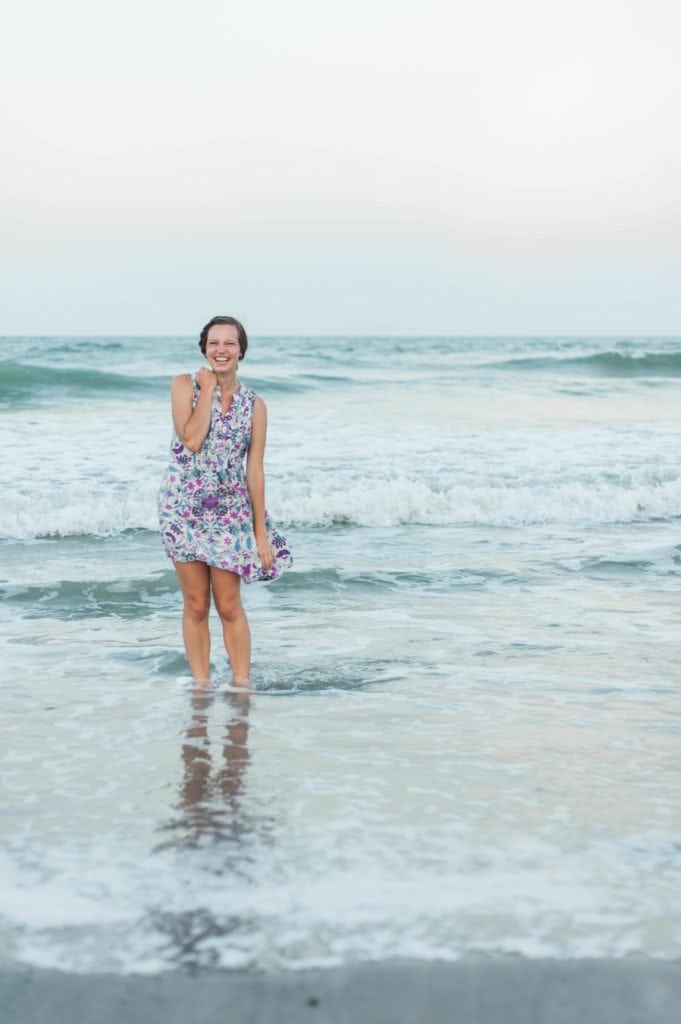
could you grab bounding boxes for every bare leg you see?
[174,561,211,682]
[210,567,251,685]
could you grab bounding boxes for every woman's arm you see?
[246,396,275,571]
[171,370,216,452]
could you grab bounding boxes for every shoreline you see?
[2,956,680,1024]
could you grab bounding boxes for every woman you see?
[158,315,292,686]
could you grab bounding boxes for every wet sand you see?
[2,956,680,1024]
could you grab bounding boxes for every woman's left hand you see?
[257,538,275,572]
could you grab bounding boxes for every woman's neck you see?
[215,370,239,391]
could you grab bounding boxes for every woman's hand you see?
[256,536,275,572]
[196,368,218,392]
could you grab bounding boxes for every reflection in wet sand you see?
[178,689,250,844]
[156,688,270,855]
[149,688,277,967]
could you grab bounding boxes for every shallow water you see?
[1,335,680,971]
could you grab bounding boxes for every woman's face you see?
[205,324,241,373]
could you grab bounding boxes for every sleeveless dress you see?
[157,375,292,583]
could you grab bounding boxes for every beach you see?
[1,335,680,1014]
[3,958,681,1024]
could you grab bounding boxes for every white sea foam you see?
[2,472,680,539]
[275,474,681,528]
[1,820,678,973]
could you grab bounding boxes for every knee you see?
[183,595,210,623]
[214,597,243,625]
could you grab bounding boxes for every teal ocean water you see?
[1,335,680,972]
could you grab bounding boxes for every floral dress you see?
[158,375,292,583]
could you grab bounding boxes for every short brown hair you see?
[199,315,248,360]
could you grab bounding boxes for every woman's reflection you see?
[159,687,256,851]
[151,687,272,966]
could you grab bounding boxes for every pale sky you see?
[1,0,680,335]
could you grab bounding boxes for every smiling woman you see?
[157,315,292,686]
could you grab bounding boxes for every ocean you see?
[1,334,680,973]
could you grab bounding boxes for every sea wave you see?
[486,350,681,377]
[0,362,167,403]
[2,474,680,539]
[0,361,321,405]
[276,476,681,528]
[2,567,520,619]
[0,572,178,619]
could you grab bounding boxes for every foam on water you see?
[2,394,681,537]
[2,469,680,538]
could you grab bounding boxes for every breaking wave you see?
[488,350,681,377]
[2,474,680,539]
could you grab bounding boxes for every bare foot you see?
[230,676,252,690]
[192,678,213,693]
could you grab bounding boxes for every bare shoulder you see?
[252,394,267,415]
[171,372,193,393]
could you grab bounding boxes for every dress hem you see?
[165,552,290,584]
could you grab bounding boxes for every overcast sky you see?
[1,0,680,335]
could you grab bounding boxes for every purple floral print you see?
[157,377,292,583]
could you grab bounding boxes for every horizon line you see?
[2,332,680,340]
